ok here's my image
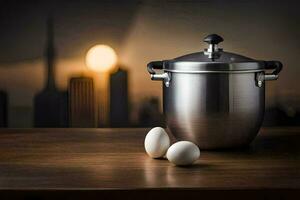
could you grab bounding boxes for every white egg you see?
[144,127,170,158]
[166,141,200,166]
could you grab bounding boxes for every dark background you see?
[0,0,299,127]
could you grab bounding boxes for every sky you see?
[0,0,141,61]
[0,0,300,127]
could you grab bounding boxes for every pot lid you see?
[164,34,264,72]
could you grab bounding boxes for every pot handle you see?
[147,61,163,75]
[263,61,283,81]
[147,61,171,87]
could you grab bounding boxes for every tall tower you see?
[34,17,68,127]
[109,68,129,127]
[45,17,56,91]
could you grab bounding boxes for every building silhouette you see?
[109,68,129,127]
[34,17,68,127]
[69,76,96,127]
[0,91,8,127]
[138,97,164,127]
[264,105,300,126]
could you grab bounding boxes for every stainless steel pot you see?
[147,34,283,149]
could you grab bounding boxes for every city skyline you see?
[0,0,299,127]
[0,16,160,127]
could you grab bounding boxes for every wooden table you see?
[0,128,299,199]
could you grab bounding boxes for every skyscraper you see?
[34,17,68,127]
[69,76,96,127]
[0,91,8,127]
[109,68,129,127]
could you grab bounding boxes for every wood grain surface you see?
[0,128,299,198]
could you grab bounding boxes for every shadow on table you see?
[202,131,300,159]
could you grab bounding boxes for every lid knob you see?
[204,34,224,45]
[204,34,223,61]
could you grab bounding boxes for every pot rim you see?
[164,60,265,72]
[163,69,263,74]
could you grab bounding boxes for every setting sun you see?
[86,45,117,72]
